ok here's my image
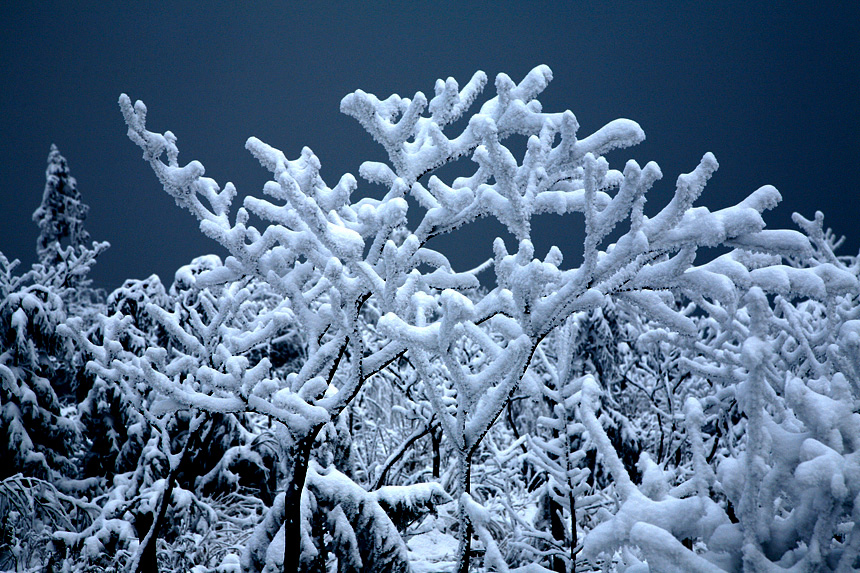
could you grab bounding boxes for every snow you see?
[407,524,459,570]
[7,63,857,572]
[217,553,242,573]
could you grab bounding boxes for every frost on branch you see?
[115,64,831,572]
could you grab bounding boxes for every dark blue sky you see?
[2,2,858,291]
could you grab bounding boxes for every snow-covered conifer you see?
[33,145,92,269]
[0,254,78,481]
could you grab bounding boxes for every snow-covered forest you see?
[3,65,860,572]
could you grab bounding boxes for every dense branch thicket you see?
[2,67,859,573]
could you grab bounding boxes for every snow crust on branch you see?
[111,64,857,572]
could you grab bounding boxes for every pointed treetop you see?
[32,144,91,265]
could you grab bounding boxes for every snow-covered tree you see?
[114,63,816,573]
[77,275,169,480]
[59,258,288,572]
[33,145,92,269]
[0,150,108,570]
[578,211,860,571]
[0,143,107,484]
[2,65,860,573]
[0,253,78,482]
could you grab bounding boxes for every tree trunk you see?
[569,490,577,573]
[456,450,474,573]
[565,407,577,573]
[549,496,566,573]
[244,434,316,573]
[132,416,207,573]
[431,427,441,479]
[282,436,315,573]
[133,510,158,573]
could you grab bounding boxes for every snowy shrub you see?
[111,63,823,573]
[578,215,860,571]
[4,66,856,573]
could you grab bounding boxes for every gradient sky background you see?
[1,2,858,291]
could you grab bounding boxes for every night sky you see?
[2,2,858,292]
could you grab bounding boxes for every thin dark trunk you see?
[133,510,158,573]
[506,401,527,454]
[569,491,577,573]
[374,422,433,490]
[549,496,565,573]
[133,417,207,573]
[136,473,177,573]
[283,436,315,573]
[456,450,474,573]
[566,406,577,573]
[431,427,441,479]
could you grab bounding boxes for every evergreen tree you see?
[0,253,78,481]
[0,146,105,483]
[0,145,108,571]
[32,145,91,268]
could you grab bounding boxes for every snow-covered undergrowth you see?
[2,67,859,572]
